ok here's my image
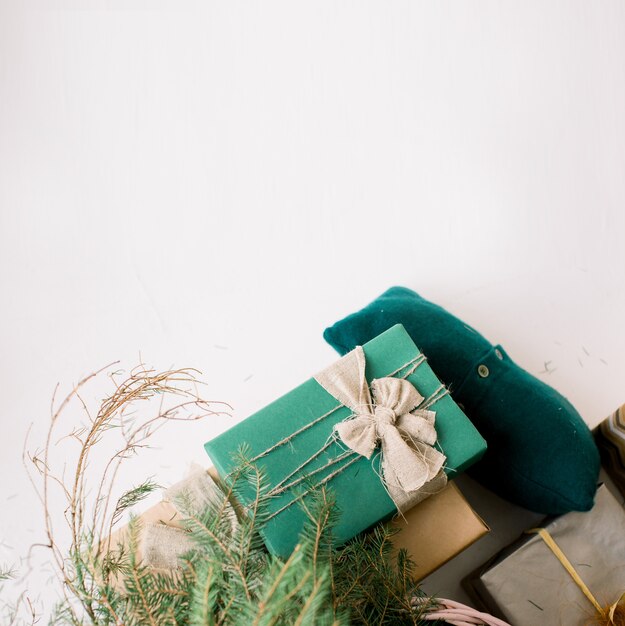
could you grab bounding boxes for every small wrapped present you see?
[390,480,488,581]
[204,324,487,557]
[465,484,625,626]
[595,403,625,496]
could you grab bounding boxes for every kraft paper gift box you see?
[594,403,625,496]
[464,484,625,626]
[391,480,489,581]
[104,469,488,584]
[204,324,487,558]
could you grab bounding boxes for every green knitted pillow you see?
[324,286,599,515]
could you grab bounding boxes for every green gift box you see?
[204,324,487,557]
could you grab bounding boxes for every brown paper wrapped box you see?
[464,484,625,626]
[105,470,487,582]
[390,480,488,581]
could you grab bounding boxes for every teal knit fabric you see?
[324,286,600,515]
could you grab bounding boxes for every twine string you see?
[244,353,448,522]
[269,449,356,497]
[248,404,344,464]
[265,454,362,522]
[420,384,448,410]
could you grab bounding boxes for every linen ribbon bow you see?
[315,346,447,511]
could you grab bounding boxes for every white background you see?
[2,0,625,618]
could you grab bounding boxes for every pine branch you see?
[188,562,218,626]
[111,478,160,528]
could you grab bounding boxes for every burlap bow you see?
[315,346,447,511]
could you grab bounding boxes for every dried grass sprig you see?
[24,362,230,625]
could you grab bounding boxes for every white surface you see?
[2,0,625,619]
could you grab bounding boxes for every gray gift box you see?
[464,485,625,626]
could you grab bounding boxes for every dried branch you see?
[24,362,230,624]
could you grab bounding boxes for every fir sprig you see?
[111,478,161,528]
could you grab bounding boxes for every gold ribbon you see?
[528,527,623,623]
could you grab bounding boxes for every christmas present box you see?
[594,403,625,496]
[391,480,489,581]
[204,324,487,558]
[464,484,625,626]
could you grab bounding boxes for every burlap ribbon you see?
[142,467,238,570]
[315,346,447,511]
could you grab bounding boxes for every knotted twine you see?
[229,347,451,523]
[236,348,450,523]
[314,345,447,511]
